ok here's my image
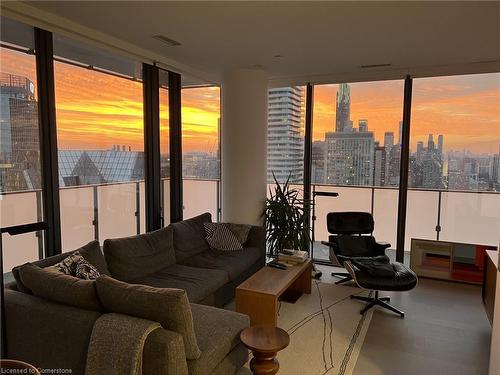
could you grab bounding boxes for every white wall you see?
[221,69,268,225]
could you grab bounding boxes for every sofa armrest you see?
[245,225,266,258]
[4,288,101,375]
[143,328,189,375]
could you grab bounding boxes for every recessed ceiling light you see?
[360,63,392,69]
[152,35,181,47]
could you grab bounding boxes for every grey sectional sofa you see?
[4,212,266,375]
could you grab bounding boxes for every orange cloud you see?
[2,47,498,155]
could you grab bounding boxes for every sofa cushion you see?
[13,240,109,293]
[171,213,212,262]
[77,240,110,276]
[96,275,201,359]
[103,226,176,282]
[133,264,229,303]
[178,247,262,280]
[188,303,249,375]
[17,263,102,311]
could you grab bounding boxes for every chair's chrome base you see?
[351,291,405,318]
[331,272,352,285]
[312,266,322,280]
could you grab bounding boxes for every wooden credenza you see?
[483,250,498,325]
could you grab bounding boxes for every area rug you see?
[239,281,373,375]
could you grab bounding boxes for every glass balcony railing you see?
[2,181,498,272]
[309,184,500,263]
[0,178,220,272]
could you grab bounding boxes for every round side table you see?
[240,325,290,375]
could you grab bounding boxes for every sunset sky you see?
[1,48,499,154]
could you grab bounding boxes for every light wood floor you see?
[316,265,491,375]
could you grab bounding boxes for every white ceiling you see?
[7,1,500,85]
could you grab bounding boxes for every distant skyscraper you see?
[384,132,394,150]
[358,119,368,132]
[398,121,403,146]
[437,134,444,154]
[428,134,435,151]
[0,73,40,192]
[325,131,374,186]
[311,141,326,184]
[373,142,386,186]
[335,83,351,133]
[267,87,304,182]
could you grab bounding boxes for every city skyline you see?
[2,48,499,155]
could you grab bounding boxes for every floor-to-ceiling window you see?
[0,18,44,271]
[181,84,220,220]
[53,34,144,250]
[407,73,500,250]
[311,80,404,261]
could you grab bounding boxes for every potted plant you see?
[264,174,311,259]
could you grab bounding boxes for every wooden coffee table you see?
[236,259,312,326]
[240,325,290,375]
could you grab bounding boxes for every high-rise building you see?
[358,119,368,132]
[428,134,435,151]
[437,134,444,154]
[325,131,374,186]
[311,141,326,184]
[373,142,386,186]
[267,87,304,182]
[335,83,351,132]
[0,73,40,192]
[384,132,394,150]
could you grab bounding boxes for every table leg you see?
[288,261,312,295]
[236,291,278,326]
[249,350,280,375]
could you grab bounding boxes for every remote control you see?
[267,262,287,270]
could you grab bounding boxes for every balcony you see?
[309,184,500,263]
[0,178,220,273]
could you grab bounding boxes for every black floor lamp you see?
[1,222,46,358]
[310,189,339,279]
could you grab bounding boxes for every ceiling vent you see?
[360,63,392,68]
[152,35,181,47]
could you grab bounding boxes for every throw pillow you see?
[53,252,100,280]
[103,225,176,282]
[96,275,201,360]
[53,252,84,275]
[204,223,243,251]
[75,259,101,280]
[225,223,252,245]
[18,263,102,311]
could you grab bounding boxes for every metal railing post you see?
[93,185,99,242]
[136,182,141,234]
[436,191,442,240]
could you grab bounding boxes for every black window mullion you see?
[303,83,314,253]
[396,75,413,262]
[168,72,183,223]
[34,27,61,256]
[143,63,161,231]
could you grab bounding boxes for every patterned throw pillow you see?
[53,251,100,280]
[204,223,243,251]
[54,252,84,275]
[75,259,100,280]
